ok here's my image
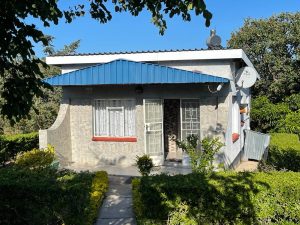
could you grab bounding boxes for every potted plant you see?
[176,135,199,167]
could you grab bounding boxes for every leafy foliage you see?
[0,132,38,165]
[267,133,300,172]
[85,171,109,225]
[176,135,224,175]
[167,201,197,225]
[228,13,300,102]
[15,145,55,169]
[0,39,83,134]
[277,111,300,134]
[133,172,300,224]
[250,96,290,132]
[136,154,154,176]
[251,95,300,134]
[1,1,211,121]
[0,167,108,225]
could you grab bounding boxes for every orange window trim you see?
[92,136,137,142]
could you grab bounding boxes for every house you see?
[39,48,259,168]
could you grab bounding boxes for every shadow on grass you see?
[135,172,270,224]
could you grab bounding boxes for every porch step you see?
[164,161,183,167]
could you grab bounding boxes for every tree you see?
[228,13,300,102]
[1,0,212,122]
[0,39,80,134]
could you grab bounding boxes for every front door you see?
[144,99,164,165]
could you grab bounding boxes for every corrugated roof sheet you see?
[51,48,228,57]
[44,59,229,86]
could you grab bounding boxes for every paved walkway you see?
[235,161,259,172]
[69,161,192,176]
[96,176,137,225]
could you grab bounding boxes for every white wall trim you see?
[46,49,253,67]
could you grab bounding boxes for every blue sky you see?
[32,0,300,57]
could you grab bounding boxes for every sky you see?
[31,0,300,57]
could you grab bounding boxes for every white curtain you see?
[94,99,136,137]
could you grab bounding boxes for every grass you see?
[270,133,300,149]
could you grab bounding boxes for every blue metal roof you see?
[44,59,229,86]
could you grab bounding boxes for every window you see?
[94,99,136,137]
[181,99,201,140]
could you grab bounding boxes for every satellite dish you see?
[235,66,258,88]
[206,29,222,50]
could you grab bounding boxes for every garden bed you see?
[0,167,108,225]
[133,172,300,224]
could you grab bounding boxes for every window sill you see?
[92,137,137,142]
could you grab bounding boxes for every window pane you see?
[108,107,124,136]
[94,99,136,137]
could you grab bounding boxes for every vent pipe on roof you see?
[206,29,223,50]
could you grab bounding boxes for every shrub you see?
[15,145,55,169]
[267,133,300,171]
[167,201,197,225]
[135,154,154,176]
[132,172,300,224]
[84,171,109,225]
[251,96,290,133]
[285,93,300,111]
[176,135,223,175]
[0,132,38,165]
[0,167,108,225]
[277,111,300,134]
[251,95,300,134]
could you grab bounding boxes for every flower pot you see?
[182,152,191,167]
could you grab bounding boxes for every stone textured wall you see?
[68,97,144,167]
[60,84,231,167]
[39,102,72,166]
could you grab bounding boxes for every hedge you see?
[268,133,300,171]
[0,167,108,225]
[132,172,300,224]
[15,145,55,169]
[0,132,39,165]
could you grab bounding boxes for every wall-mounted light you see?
[217,83,224,92]
[208,83,224,93]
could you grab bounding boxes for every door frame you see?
[143,99,164,165]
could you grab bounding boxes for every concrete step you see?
[96,218,136,225]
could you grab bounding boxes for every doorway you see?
[163,99,181,161]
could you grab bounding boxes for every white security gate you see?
[180,99,201,140]
[144,99,164,165]
[244,130,270,160]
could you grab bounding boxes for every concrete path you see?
[235,161,259,172]
[69,162,191,177]
[96,176,137,225]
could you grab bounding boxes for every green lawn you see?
[270,133,300,149]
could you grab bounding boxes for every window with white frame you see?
[94,99,136,137]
